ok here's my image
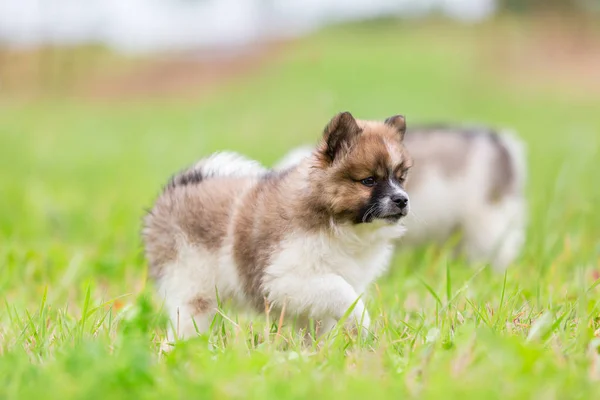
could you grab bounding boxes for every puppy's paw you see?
[343,312,371,338]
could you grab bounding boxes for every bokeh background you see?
[1,1,600,398]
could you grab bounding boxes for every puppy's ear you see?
[385,115,406,140]
[322,112,362,162]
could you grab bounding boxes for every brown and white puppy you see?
[143,112,412,342]
[275,125,527,270]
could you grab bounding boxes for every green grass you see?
[1,20,600,399]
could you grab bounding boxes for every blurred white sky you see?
[0,0,496,53]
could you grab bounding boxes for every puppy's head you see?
[312,112,412,224]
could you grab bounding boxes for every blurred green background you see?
[1,4,600,399]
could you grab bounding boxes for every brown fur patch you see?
[143,177,251,279]
[488,133,515,202]
[232,172,290,309]
[142,208,178,279]
[189,296,213,314]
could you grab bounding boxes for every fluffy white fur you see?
[192,151,267,178]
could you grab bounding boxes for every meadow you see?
[1,19,599,399]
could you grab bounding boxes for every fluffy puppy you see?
[274,125,527,270]
[143,112,412,342]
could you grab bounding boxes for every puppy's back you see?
[404,125,525,201]
[143,151,264,279]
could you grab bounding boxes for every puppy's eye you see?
[360,177,376,187]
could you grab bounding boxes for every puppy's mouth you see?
[357,202,409,224]
[361,210,407,224]
[382,211,407,223]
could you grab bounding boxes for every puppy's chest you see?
[272,230,394,290]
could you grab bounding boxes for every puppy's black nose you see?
[391,194,408,209]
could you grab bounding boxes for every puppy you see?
[143,112,412,342]
[274,125,527,270]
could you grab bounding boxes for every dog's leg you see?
[156,248,219,350]
[462,196,526,271]
[164,300,216,343]
[264,273,370,336]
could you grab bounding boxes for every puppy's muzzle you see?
[386,193,409,219]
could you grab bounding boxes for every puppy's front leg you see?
[265,273,371,335]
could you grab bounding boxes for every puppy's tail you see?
[166,151,266,190]
[273,145,314,171]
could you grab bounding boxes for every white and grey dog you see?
[274,125,528,270]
